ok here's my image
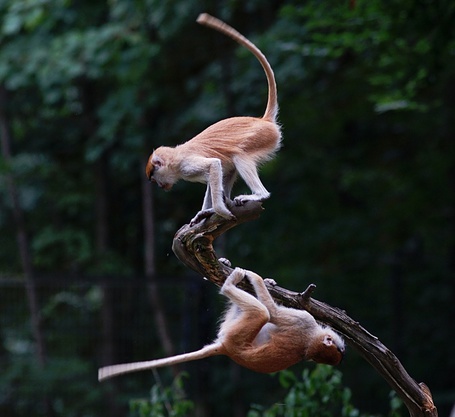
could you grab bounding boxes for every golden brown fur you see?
[145,14,282,224]
[98,268,344,381]
[183,117,280,163]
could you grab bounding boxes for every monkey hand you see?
[190,207,236,226]
[189,209,215,226]
[219,258,232,267]
[264,278,277,286]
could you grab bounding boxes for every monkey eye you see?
[148,160,162,181]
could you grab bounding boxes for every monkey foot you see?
[233,194,270,206]
[264,278,277,286]
[219,258,232,267]
[228,267,248,285]
[189,209,215,226]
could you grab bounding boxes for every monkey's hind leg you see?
[219,268,270,345]
[232,156,270,206]
[243,271,279,316]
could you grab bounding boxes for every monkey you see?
[98,267,345,381]
[145,13,282,225]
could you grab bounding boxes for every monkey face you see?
[308,332,345,366]
[145,148,178,191]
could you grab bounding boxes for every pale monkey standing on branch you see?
[99,267,345,381]
[145,13,281,224]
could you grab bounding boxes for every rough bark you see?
[172,200,437,417]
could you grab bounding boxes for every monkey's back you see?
[182,116,281,166]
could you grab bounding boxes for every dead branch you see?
[172,201,437,417]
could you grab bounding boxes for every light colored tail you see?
[98,343,224,381]
[197,13,278,122]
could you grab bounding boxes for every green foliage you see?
[248,366,405,417]
[248,366,378,417]
[129,373,194,417]
[126,367,405,417]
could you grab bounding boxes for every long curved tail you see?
[98,343,224,381]
[197,13,278,122]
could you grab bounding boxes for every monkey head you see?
[306,329,345,366]
[146,147,179,191]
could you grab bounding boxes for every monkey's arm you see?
[183,156,235,224]
[190,183,215,226]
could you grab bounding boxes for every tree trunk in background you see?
[78,74,124,416]
[95,154,122,417]
[0,85,51,413]
[389,250,405,359]
[141,160,175,358]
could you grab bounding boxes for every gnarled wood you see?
[172,201,437,417]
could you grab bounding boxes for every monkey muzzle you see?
[159,182,172,191]
[149,175,172,191]
[145,160,172,190]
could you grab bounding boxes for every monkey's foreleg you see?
[206,159,237,220]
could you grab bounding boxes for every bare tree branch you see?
[172,201,437,417]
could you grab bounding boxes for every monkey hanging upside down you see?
[98,267,345,381]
